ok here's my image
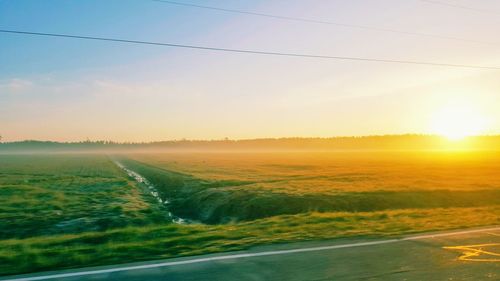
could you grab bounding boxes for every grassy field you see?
[122,151,500,223]
[127,151,500,192]
[1,151,499,276]
[0,155,169,239]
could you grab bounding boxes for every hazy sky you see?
[1,0,500,142]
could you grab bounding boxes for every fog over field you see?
[1,135,500,153]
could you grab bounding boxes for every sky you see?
[1,0,500,142]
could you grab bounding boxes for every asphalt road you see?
[2,227,499,281]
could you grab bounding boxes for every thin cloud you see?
[0,78,34,94]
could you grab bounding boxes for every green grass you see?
[1,206,498,276]
[0,155,169,239]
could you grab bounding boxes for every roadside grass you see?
[1,206,498,276]
[0,155,169,239]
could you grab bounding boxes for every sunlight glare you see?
[432,102,487,141]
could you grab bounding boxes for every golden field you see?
[127,150,500,194]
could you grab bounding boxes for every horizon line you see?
[2,134,500,144]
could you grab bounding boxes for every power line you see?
[417,0,499,15]
[151,0,498,46]
[1,29,499,70]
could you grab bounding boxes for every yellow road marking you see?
[443,243,500,262]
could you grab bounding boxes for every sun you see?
[431,102,487,141]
